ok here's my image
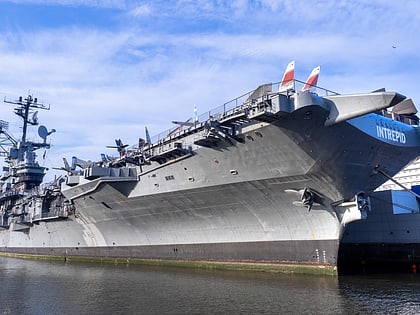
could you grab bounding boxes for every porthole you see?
[101,202,112,209]
[236,136,245,143]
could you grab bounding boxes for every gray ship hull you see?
[1,178,341,267]
[2,81,420,274]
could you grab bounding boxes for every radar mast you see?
[1,94,55,189]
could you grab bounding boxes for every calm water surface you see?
[0,257,419,315]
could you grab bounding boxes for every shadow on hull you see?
[338,242,420,275]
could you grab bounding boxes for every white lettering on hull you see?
[376,125,406,144]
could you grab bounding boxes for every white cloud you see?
[1,0,420,181]
[2,0,126,8]
[129,4,152,17]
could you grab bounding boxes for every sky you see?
[0,0,419,181]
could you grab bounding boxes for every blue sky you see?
[1,0,419,180]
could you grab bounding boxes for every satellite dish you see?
[38,125,48,140]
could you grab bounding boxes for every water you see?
[0,257,419,315]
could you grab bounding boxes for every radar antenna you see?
[1,94,55,189]
[4,94,50,143]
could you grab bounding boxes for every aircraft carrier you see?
[1,62,420,274]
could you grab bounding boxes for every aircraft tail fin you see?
[63,157,71,171]
[278,60,295,92]
[72,156,90,169]
[100,153,107,163]
[145,126,152,145]
[71,156,78,169]
[302,66,320,91]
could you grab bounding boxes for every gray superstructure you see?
[1,68,420,274]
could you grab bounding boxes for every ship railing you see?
[146,80,339,144]
[291,79,339,97]
[145,94,253,148]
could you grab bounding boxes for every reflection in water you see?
[338,275,420,315]
[0,257,418,315]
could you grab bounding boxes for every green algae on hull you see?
[0,252,337,276]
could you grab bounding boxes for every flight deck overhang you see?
[324,92,406,126]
